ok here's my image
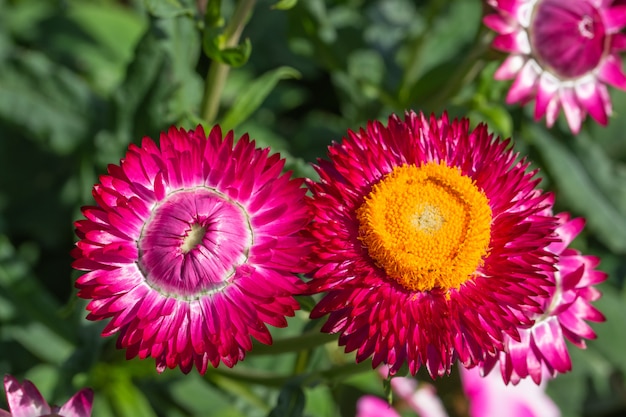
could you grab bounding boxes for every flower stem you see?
[249,329,337,356]
[200,0,257,124]
[207,360,372,388]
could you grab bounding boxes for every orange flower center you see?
[356,162,492,292]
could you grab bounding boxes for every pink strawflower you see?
[356,396,399,417]
[306,111,560,378]
[479,213,606,384]
[356,376,448,417]
[72,125,310,373]
[461,366,560,417]
[0,375,93,417]
[485,0,626,133]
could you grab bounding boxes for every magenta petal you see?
[3,376,51,417]
[356,396,399,417]
[493,31,531,54]
[534,73,560,120]
[577,77,611,124]
[495,55,526,80]
[560,88,584,134]
[57,388,94,417]
[602,6,626,32]
[598,55,626,89]
[506,60,540,104]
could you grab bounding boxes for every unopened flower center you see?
[181,223,207,254]
[138,188,252,298]
[356,162,492,292]
[530,0,606,79]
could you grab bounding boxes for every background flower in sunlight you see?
[461,367,560,417]
[485,0,626,133]
[72,125,310,374]
[480,213,606,384]
[1,375,93,417]
[306,111,560,378]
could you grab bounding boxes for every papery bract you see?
[73,125,311,373]
[306,111,559,377]
[485,0,626,133]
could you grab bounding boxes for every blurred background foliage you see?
[0,0,625,416]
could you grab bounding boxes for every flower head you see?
[485,0,626,133]
[306,111,560,378]
[73,125,310,373]
[461,366,560,417]
[1,375,93,417]
[479,213,606,384]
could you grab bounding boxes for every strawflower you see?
[485,0,626,133]
[461,366,560,417]
[72,125,310,373]
[0,375,93,417]
[479,212,606,384]
[356,366,448,417]
[306,111,560,378]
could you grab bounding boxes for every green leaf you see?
[6,322,74,365]
[113,13,202,142]
[220,66,301,130]
[107,374,158,417]
[0,51,94,154]
[203,27,252,67]
[527,125,626,252]
[272,0,298,10]
[144,0,196,18]
[205,0,223,27]
[267,384,305,417]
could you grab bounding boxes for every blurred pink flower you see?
[461,367,560,417]
[479,213,606,384]
[0,375,93,417]
[485,0,626,133]
[356,366,449,417]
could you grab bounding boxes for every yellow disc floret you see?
[356,162,492,292]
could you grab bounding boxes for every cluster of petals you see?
[0,375,93,417]
[305,110,561,378]
[485,0,626,133]
[356,366,560,417]
[72,125,311,373]
[356,366,448,417]
[460,366,560,417]
[479,212,606,385]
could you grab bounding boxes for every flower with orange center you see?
[306,111,560,377]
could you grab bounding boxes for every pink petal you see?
[495,55,526,80]
[493,31,531,54]
[534,73,560,121]
[602,6,626,32]
[356,396,399,417]
[506,60,540,104]
[57,388,94,417]
[3,376,51,417]
[559,88,584,134]
[576,81,612,126]
[598,55,626,89]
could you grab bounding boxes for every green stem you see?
[200,0,257,124]
[248,329,337,356]
[207,360,372,388]
[423,27,493,111]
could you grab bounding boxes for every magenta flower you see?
[461,366,560,417]
[356,371,448,417]
[306,111,560,377]
[72,125,311,373]
[479,212,606,384]
[0,375,93,417]
[485,0,626,133]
